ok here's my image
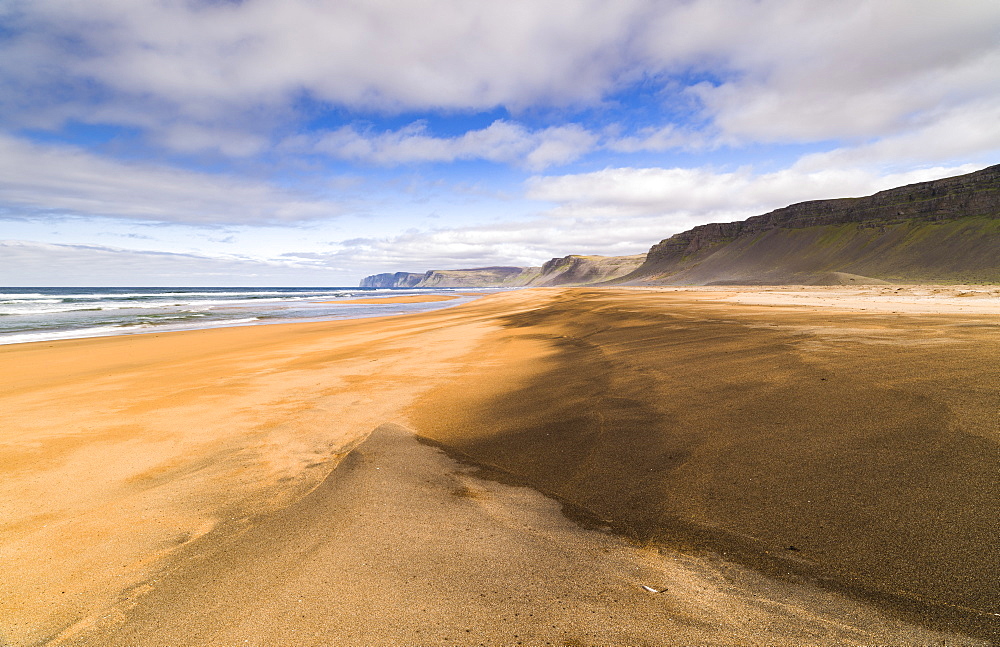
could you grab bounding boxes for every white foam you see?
[0,326,127,345]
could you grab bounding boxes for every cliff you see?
[534,254,647,286]
[617,163,1000,285]
[414,266,541,287]
[359,272,425,288]
[361,164,1000,288]
[361,266,541,288]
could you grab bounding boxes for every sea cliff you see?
[360,256,644,288]
[361,164,1000,288]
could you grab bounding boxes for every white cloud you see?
[0,240,347,286]
[522,125,600,170]
[324,218,655,274]
[605,125,706,153]
[4,0,998,162]
[793,98,1000,172]
[295,120,598,171]
[0,0,647,126]
[526,163,981,226]
[154,123,270,158]
[297,119,712,170]
[646,0,1000,144]
[0,134,346,224]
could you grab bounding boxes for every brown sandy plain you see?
[1,286,999,646]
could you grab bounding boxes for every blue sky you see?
[2,0,999,286]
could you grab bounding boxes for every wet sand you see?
[1,286,998,645]
[322,294,461,304]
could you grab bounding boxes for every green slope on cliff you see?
[619,164,1000,285]
[361,164,1000,288]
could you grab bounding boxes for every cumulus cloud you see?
[526,163,980,224]
[0,0,646,127]
[647,0,1000,143]
[296,120,598,171]
[792,98,1000,172]
[154,123,270,158]
[0,134,345,224]
[0,240,343,286]
[3,0,996,154]
[322,218,656,275]
[605,125,706,154]
[296,119,717,169]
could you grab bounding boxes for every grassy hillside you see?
[535,254,646,286]
[363,165,1000,288]
[625,216,1000,285]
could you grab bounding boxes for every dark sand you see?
[58,424,968,646]
[412,288,1000,641]
[2,287,998,645]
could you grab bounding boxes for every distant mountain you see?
[360,256,645,288]
[360,164,1000,288]
[360,266,540,288]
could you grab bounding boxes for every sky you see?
[1,0,999,286]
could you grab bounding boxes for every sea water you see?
[0,287,484,345]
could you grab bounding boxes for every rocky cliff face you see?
[414,266,541,287]
[623,164,1000,285]
[359,272,424,288]
[361,165,1000,288]
[360,266,541,288]
[535,254,646,286]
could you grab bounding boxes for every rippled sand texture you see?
[1,287,997,645]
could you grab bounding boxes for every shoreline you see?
[319,294,462,304]
[4,283,998,350]
[2,287,998,644]
[0,287,481,348]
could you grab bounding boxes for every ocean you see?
[0,287,484,346]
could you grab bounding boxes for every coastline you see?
[0,287,482,347]
[2,287,998,645]
[320,294,462,304]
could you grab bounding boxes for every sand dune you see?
[1,287,997,645]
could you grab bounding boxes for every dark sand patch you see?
[410,288,1000,641]
[59,424,966,646]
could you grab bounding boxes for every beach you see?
[2,287,998,645]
